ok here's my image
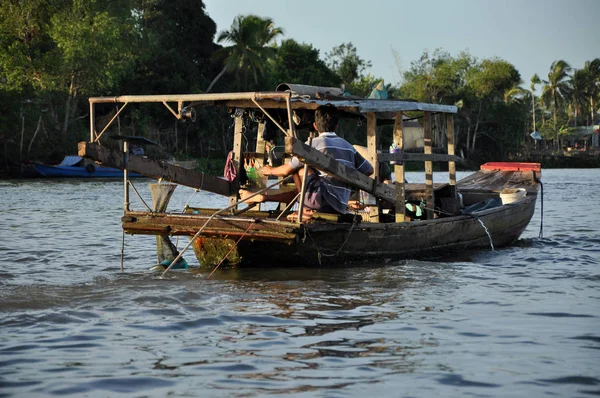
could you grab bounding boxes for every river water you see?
[1,169,599,397]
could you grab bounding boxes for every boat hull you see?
[235,195,537,266]
[123,193,537,267]
[33,164,141,178]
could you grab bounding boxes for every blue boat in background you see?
[31,156,141,178]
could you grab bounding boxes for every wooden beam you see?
[89,102,96,142]
[366,113,378,180]
[230,115,243,206]
[446,114,458,213]
[446,114,456,186]
[366,112,380,221]
[393,112,405,222]
[378,153,462,162]
[78,141,231,196]
[255,122,267,168]
[285,136,396,204]
[424,112,434,220]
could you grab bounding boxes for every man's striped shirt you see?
[289,132,373,213]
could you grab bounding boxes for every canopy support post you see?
[424,111,434,220]
[393,112,406,222]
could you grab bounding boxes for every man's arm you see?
[262,163,297,177]
[354,152,374,176]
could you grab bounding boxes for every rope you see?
[182,188,200,211]
[128,180,153,212]
[538,182,544,238]
[206,219,257,279]
[304,215,360,262]
[529,171,544,238]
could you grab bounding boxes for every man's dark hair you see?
[314,105,339,132]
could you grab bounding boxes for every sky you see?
[203,0,598,90]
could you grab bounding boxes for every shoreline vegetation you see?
[1,1,598,178]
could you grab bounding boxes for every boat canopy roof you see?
[88,91,457,117]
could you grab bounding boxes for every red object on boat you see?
[480,162,541,172]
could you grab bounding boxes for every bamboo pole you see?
[89,92,293,104]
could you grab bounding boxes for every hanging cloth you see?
[223,151,248,185]
[224,151,236,182]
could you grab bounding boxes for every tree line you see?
[1,0,598,176]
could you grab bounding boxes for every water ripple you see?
[1,171,599,397]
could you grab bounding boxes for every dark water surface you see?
[1,169,599,397]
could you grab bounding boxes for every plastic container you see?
[359,190,377,206]
[500,188,527,204]
[245,162,267,189]
[389,146,402,165]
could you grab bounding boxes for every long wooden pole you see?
[89,92,293,104]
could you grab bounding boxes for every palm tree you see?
[568,69,588,126]
[541,60,572,149]
[582,58,600,125]
[205,15,283,93]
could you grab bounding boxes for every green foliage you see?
[467,58,521,99]
[401,49,474,104]
[207,14,283,92]
[580,58,600,125]
[1,0,137,96]
[116,0,219,157]
[0,0,141,170]
[123,0,217,94]
[265,39,340,89]
[1,3,598,176]
[541,60,572,142]
[325,42,372,88]
[0,0,63,92]
[400,50,525,158]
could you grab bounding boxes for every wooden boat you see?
[29,155,142,178]
[78,86,541,268]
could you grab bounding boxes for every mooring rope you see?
[206,219,257,280]
[304,215,360,264]
[537,179,544,238]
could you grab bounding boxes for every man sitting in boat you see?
[239,105,374,219]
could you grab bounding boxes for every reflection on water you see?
[1,170,599,397]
